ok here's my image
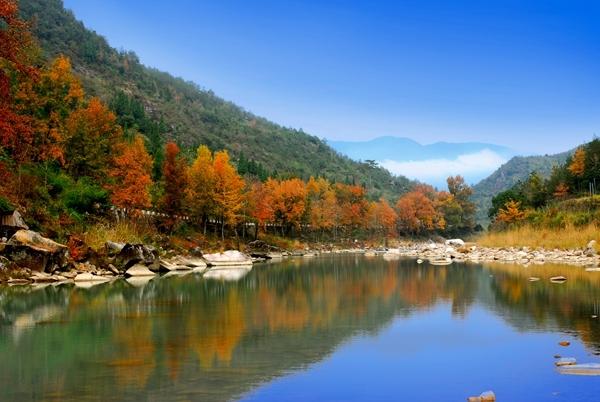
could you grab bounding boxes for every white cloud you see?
[378,149,507,188]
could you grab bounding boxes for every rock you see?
[417,259,424,264]
[74,272,109,282]
[114,244,158,271]
[3,230,68,272]
[107,264,119,275]
[550,276,567,283]
[445,238,465,247]
[171,256,207,268]
[467,391,495,402]
[585,240,597,256]
[558,363,600,376]
[105,241,126,256]
[555,357,577,366]
[125,264,156,277]
[559,341,571,347]
[203,250,252,266]
[0,210,29,239]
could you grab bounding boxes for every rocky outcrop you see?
[2,230,68,272]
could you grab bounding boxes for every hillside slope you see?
[19,0,413,199]
[472,151,571,224]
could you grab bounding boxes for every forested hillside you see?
[472,151,571,224]
[19,0,413,200]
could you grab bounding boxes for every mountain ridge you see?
[471,150,573,224]
[19,0,414,200]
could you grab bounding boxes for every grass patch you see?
[476,223,599,250]
[79,221,158,251]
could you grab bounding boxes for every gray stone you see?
[3,230,68,272]
[125,264,156,277]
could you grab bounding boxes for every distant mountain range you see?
[329,136,516,187]
[471,150,572,225]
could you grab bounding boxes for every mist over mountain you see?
[329,136,516,188]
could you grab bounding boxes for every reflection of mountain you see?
[0,257,599,401]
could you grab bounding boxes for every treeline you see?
[489,139,600,228]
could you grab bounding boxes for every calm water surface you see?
[1,255,600,401]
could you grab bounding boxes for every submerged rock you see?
[555,357,577,366]
[558,363,600,376]
[2,230,68,272]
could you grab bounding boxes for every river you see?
[1,255,599,401]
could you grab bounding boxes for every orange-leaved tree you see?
[212,150,245,240]
[495,200,527,225]
[268,178,307,235]
[369,197,398,238]
[395,186,443,234]
[306,176,337,233]
[568,147,586,177]
[161,141,188,220]
[186,145,215,233]
[0,0,37,163]
[247,180,274,239]
[109,134,153,209]
[64,97,122,182]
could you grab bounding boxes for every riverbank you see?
[2,224,599,285]
[388,239,600,268]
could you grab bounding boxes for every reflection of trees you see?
[485,262,600,353]
[0,257,599,401]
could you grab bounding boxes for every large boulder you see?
[113,244,158,272]
[203,250,252,266]
[2,230,68,272]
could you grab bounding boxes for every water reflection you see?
[0,256,599,401]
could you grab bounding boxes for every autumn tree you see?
[495,200,527,225]
[395,187,443,234]
[108,134,153,209]
[334,183,369,229]
[212,150,245,240]
[306,177,337,234]
[247,180,274,239]
[568,147,586,177]
[64,97,122,182]
[161,142,188,219]
[0,0,37,163]
[186,145,215,233]
[268,178,307,234]
[369,198,398,239]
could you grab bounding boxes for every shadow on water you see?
[0,255,599,401]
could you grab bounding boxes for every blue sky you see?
[64,0,600,155]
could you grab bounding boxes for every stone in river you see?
[555,357,576,366]
[550,276,567,283]
[559,341,571,347]
[558,363,600,376]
